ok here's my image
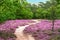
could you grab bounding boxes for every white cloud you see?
[29,2,39,6]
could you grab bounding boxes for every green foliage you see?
[56,5,60,19]
[15,5,33,19]
[0,0,18,23]
[0,0,33,23]
[0,0,60,23]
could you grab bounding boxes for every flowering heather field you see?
[0,20,35,40]
[0,20,60,40]
[24,20,60,40]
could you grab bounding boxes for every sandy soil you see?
[14,20,40,40]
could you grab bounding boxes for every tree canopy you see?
[0,0,60,23]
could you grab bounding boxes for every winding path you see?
[14,20,40,40]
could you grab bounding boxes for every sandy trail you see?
[14,20,40,40]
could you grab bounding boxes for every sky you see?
[27,0,47,4]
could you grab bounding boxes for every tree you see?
[0,0,18,23]
[15,0,33,19]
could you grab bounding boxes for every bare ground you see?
[14,20,40,40]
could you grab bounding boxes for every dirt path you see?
[14,20,40,40]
